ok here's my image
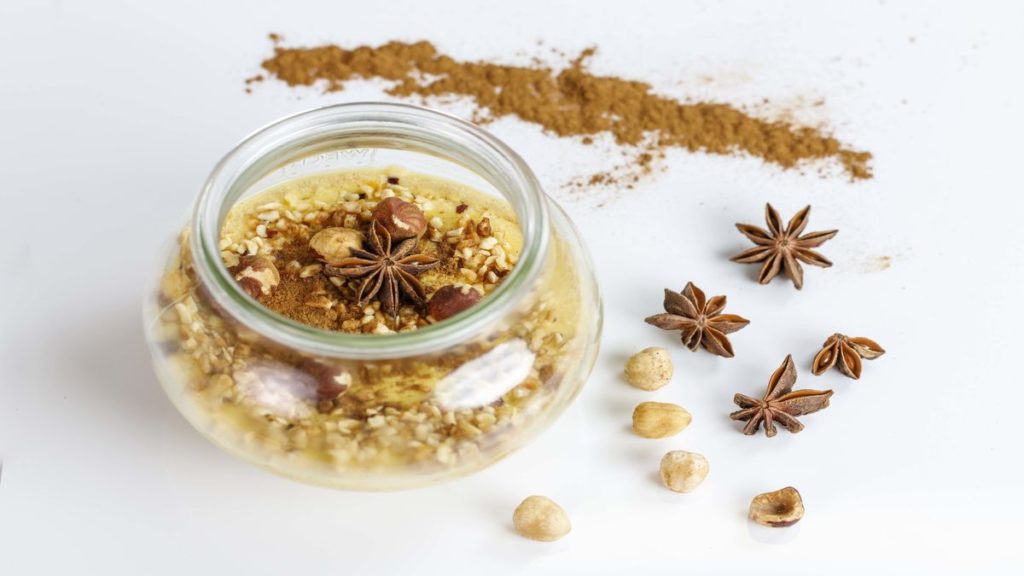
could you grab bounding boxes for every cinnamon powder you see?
[258,38,872,182]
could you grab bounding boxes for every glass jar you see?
[144,103,602,490]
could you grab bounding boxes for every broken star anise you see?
[731,203,838,290]
[811,333,885,379]
[645,282,750,358]
[730,354,833,437]
[324,220,438,318]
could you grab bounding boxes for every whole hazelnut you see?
[624,347,673,390]
[659,450,709,493]
[298,359,352,401]
[512,495,571,542]
[749,487,804,527]
[309,227,363,266]
[231,255,280,298]
[428,285,482,321]
[632,402,692,438]
[372,197,427,240]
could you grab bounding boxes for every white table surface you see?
[2,1,1022,574]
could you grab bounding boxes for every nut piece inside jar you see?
[428,284,482,321]
[309,227,363,266]
[230,255,280,298]
[372,196,427,240]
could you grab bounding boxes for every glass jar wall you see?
[144,103,601,490]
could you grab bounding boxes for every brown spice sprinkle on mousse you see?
[256,38,873,184]
[225,172,519,334]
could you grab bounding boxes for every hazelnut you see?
[659,450,709,493]
[632,402,692,438]
[298,359,352,401]
[371,197,426,240]
[476,217,492,237]
[231,255,279,298]
[512,495,571,542]
[624,347,673,390]
[428,285,482,321]
[309,227,363,266]
[749,487,804,527]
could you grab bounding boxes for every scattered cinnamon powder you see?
[257,39,872,182]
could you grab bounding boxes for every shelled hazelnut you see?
[372,197,426,240]
[624,347,673,390]
[659,450,709,493]
[512,495,571,542]
[231,255,280,298]
[632,402,691,438]
[749,487,805,527]
[428,285,482,321]
[309,227,363,266]
[298,359,352,400]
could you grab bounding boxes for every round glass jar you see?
[144,103,602,490]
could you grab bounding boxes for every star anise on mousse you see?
[324,220,438,319]
[730,354,833,437]
[731,204,837,289]
[812,333,885,379]
[645,282,750,358]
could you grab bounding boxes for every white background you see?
[2,1,1022,574]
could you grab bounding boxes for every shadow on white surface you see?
[747,520,802,545]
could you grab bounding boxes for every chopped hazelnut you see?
[749,487,804,527]
[309,227,363,266]
[512,495,571,542]
[428,285,482,321]
[476,217,492,237]
[231,255,280,298]
[624,347,673,390]
[659,450,709,493]
[632,402,691,438]
[371,197,426,240]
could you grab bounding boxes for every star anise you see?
[731,204,838,290]
[324,220,438,318]
[811,333,885,379]
[645,282,750,358]
[730,355,833,437]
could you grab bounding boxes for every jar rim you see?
[191,102,550,359]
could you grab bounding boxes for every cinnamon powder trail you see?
[257,39,872,181]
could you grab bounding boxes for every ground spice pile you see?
[256,38,872,182]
